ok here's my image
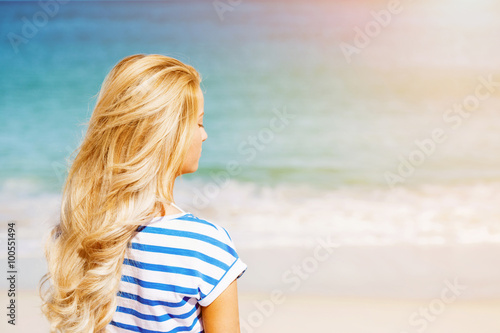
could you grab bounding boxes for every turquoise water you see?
[2,0,500,195]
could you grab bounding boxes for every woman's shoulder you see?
[136,213,236,252]
[148,212,227,232]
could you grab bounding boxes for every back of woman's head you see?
[40,54,202,332]
[90,54,202,211]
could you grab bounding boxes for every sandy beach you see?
[239,294,500,333]
[2,290,500,333]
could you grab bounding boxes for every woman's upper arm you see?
[201,279,241,333]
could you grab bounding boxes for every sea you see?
[1,0,500,294]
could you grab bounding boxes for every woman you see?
[40,54,247,332]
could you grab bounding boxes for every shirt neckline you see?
[143,202,189,225]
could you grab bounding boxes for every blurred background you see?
[1,0,500,332]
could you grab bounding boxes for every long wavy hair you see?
[39,54,202,332]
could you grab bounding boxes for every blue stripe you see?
[121,275,198,296]
[176,214,218,230]
[222,227,232,241]
[130,242,230,271]
[115,303,198,322]
[139,226,238,258]
[124,258,218,286]
[109,314,200,333]
[117,291,189,308]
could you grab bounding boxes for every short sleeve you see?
[196,223,247,307]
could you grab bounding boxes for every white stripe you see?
[126,247,227,279]
[133,231,238,267]
[120,265,216,298]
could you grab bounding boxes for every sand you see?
[1,290,500,333]
[239,294,500,333]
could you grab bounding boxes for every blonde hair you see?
[39,54,202,332]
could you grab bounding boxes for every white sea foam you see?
[177,178,500,248]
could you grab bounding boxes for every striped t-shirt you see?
[107,209,247,333]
